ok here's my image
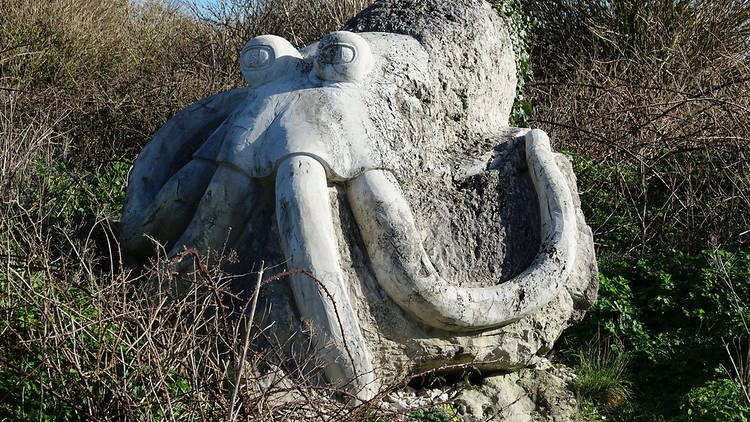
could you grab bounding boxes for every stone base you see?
[456,358,580,422]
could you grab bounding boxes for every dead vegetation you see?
[0,0,395,419]
[523,0,750,254]
[0,1,485,419]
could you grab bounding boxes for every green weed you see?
[571,335,632,412]
[494,0,536,127]
[409,404,460,422]
[680,377,750,422]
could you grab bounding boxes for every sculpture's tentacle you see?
[275,155,377,401]
[347,129,577,331]
[167,165,258,274]
[121,160,216,257]
[120,88,249,253]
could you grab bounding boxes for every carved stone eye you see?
[319,44,356,65]
[242,46,274,69]
[313,31,373,83]
[239,35,301,88]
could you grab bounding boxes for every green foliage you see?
[570,248,750,417]
[0,267,194,420]
[571,337,632,412]
[562,153,750,418]
[29,159,130,219]
[409,404,460,422]
[679,377,750,422]
[577,399,606,422]
[0,268,90,420]
[493,0,536,127]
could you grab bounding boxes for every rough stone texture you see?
[302,133,598,382]
[456,358,581,421]
[120,0,598,403]
[344,0,517,147]
[324,0,596,383]
[376,358,581,421]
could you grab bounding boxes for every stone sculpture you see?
[120,0,598,403]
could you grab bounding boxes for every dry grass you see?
[524,0,750,255]
[0,97,466,416]
[0,0,235,160]
[0,2,490,419]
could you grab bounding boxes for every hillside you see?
[0,0,748,420]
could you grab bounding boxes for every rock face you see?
[272,0,597,386]
[333,0,597,382]
[120,0,598,401]
[455,358,581,422]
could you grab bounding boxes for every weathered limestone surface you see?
[120,0,598,403]
[455,358,581,421]
[335,0,597,381]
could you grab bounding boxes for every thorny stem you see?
[229,262,264,421]
[261,269,361,391]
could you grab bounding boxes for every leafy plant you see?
[493,0,536,127]
[409,404,460,422]
[28,159,130,219]
[567,247,750,415]
[679,377,750,422]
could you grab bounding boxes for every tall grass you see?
[570,334,632,412]
[0,0,235,161]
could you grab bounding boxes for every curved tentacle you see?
[346,129,577,331]
[121,159,216,258]
[275,155,377,401]
[167,165,259,274]
[120,88,249,252]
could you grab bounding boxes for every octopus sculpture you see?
[120,30,578,401]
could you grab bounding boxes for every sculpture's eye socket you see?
[313,31,373,83]
[318,44,356,65]
[241,46,274,69]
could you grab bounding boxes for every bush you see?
[522,0,750,419]
[680,377,750,422]
[409,404,460,422]
[0,1,377,419]
[565,244,750,416]
[493,0,536,127]
[0,0,235,162]
[524,0,750,253]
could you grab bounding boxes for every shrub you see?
[493,0,536,127]
[0,0,370,419]
[188,0,374,51]
[679,377,750,422]
[523,1,750,419]
[566,245,750,416]
[409,404,460,422]
[524,0,750,253]
[0,0,235,161]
